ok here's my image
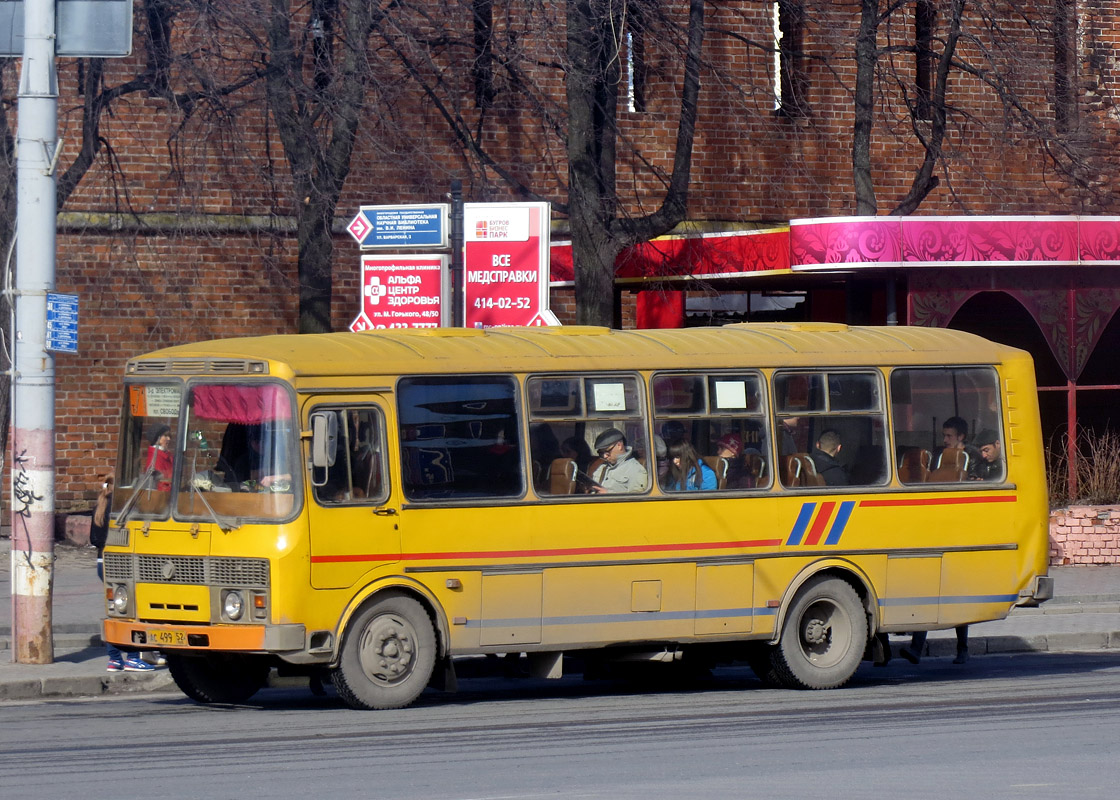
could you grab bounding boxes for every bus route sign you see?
[46,292,79,353]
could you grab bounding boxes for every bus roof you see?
[127,323,1031,379]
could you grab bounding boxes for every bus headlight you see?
[112,585,129,614]
[223,590,244,621]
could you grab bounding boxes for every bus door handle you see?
[373,507,398,516]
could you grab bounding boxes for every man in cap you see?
[716,432,753,489]
[590,428,648,494]
[970,429,1003,481]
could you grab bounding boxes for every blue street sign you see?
[348,204,449,249]
[46,292,79,353]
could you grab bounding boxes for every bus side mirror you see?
[310,412,338,487]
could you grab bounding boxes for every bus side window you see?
[313,407,387,505]
[651,372,770,492]
[890,367,1003,485]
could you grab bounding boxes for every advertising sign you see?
[347,204,448,249]
[463,202,559,328]
[349,254,448,331]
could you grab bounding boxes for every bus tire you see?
[166,653,270,704]
[772,576,867,690]
[332,595,436,710]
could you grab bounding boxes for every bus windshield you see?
[114,381,298,522]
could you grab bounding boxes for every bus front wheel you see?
[332,595,437,710]
[166,653,270,704]
[773,576,867,690]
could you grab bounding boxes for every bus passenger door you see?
[306,401,401,590]
[883,554,940,627]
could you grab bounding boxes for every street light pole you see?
[11,0,59,664]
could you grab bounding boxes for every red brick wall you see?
[7,0,1118,510]
[1050,506,1120,565]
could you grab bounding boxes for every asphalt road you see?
[3,651,1120,799]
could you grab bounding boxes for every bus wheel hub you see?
[360,617,414,680]
[804,618,829,645]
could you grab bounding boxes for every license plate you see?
[148,628,187,647]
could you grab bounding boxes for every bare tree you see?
[372,0,706,327]
[852,0,1109,216]
[263,0,383,333]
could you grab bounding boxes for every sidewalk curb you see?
[0,669,176,702]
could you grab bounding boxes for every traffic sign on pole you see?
[347,204,449,249]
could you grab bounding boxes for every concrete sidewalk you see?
[3,539,1120,702]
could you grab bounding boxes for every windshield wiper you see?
[114,464,156,528]
[188,474,242,532]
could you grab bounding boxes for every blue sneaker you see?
[123,657,155,672]
[106,659,123,672]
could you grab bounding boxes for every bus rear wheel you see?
[332,595,436,710]
[166,653,271,704]
[772,576,867,690]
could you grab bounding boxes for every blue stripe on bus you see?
[823,500,856,545]
[879,593,1018,607]
[472,606,780,628]
[786,503,816,546]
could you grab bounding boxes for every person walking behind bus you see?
[900,626,969,665]
[590,428,648,494]
[665,440,717,491]
[91,475,155,672]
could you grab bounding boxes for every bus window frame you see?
[888,365,1005,486]
[526,372,651,500]
[175,377,303,525]
[396,373,528,504]
[114,377,186,522]
[651,369,771,493]
[309,403,391,507]
[772,367,890,490]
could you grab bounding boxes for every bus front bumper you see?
[103,619,306,653]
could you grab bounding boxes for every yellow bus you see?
[103,323,1053,708]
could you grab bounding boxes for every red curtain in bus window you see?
[190,385,292,422]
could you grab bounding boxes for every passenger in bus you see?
[590,428,648,494]
[226,425,292,491]
[941,416,981,470]
[778,416,800,456]
[716,433,752,489]
[560,435,594,478]
[664,440,717,491]
[652,434,669,484]
[661,420,688,447]
[970,429,1003,481]
[145,425,174,491]
[810,429,848,486]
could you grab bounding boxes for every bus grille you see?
[103,554,269,587]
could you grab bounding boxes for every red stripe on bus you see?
[310,538,786,564]
[802,501,836,546]
[859,495,1016,508]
